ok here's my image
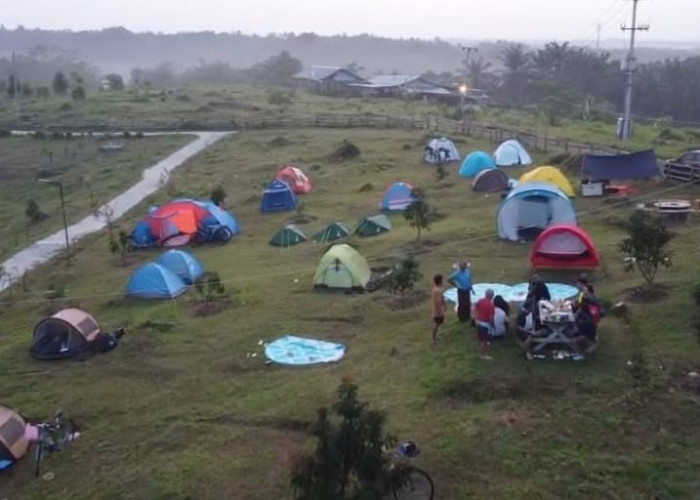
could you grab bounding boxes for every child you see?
[431,274,446,344]
[474,288,495,360]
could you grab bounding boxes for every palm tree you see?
[466,57,492,89]
[500,44,530,104]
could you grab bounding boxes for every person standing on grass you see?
[431,274,446,344]
[474,288,495,360]
[448,260,473,323]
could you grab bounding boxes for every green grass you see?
[0,134,195,261]
[1,128,700,499]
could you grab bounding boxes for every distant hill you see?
[1,27,698,77]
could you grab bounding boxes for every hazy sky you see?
[3,0,699,42]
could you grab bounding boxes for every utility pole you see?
[12,52,20,121]
[620,0,649,140]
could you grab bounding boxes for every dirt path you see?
[0,131,231,293]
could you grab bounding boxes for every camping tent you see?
[313,222,350,244]
[156,249,204,285]
[126,263,188,299]
[261,180,298,213]
[275,165,312,194]
[313,244,371,290]
[0,405,28,470]
[356,214,392,237]
[530,224,599,269]
[380,182,415,211]
[132,199,239,248]
[582,149,660,181]
[30,308,102,360]
[497,182,577,241]
[473,168,510,192]
[459,151,497,178]
[494,139,533,166]
[270,225,307,247]
[520,166,575,197]
[424,137,461,164]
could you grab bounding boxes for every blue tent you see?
[193,200,240,237]
[494,140,533,167]
[261,180,297,213]
[380,182,415,211]
[131,220,158,248]
[459,151,497,178]
[156,250,204,285]
[126,263,188,299]
[582,149,659,181]
[497,182,576,241]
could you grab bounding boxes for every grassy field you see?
[1,127,699,499]
[0,134,194,261]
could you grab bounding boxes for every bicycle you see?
[389,441,435,500]
[32,411,80,478]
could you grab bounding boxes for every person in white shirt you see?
[492,295,510,339]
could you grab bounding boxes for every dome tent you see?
[494,139,533,167]
[380,182,415,211]
[520,166,575,197]
[126,263,188,299]
[313,244,372,290]
[356,214,392,237]
[472,168,510,192]
[0,405,28,471]
[261,180,298,213]
[275,165,312,194]
[156,249,204,285]
[270,225,307,247]
[423,137,461,164]
[497,182,576,241]
[530,224,599,269]
[459,151,497,178]
[313,222,350,244]
[30,308,102,360]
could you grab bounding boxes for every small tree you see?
[620,210,673,287]
[434,162,449,181]
[25,199,47,223]
[290,381,407,499]
[403,189,432,241]
[210,185,227,207]
[105,73,125,91]
[108,229,132,266]
[72,85,86,100]
[52,71,68,95]
[389,256,422,295]
[194,271,226,305]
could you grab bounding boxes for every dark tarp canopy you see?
[581,149,660,181]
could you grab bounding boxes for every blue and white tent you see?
[459,151,497,178]
[126,263,188,299]
[424,137,461,164]
[261,180,297,213]
[380,182,416,211]
[497,182,576,241]
[494,139,533,167]
[156,250,204,285]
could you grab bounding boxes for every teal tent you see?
[459,151,496,178]
[356,215,392,237]
[313,222,350,244]
[270,225,307,247]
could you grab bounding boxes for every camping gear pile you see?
[131,199,239,248]
[126,250,204,299]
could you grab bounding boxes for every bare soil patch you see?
[621,283,669,303]
[378,290,429,311]
[189,299,231,317]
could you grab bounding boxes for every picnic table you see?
[530,313,576,354]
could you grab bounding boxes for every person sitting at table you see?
[568,297,598,354]
[575,276,603,325]
[526,274,551,329]
[491,295,510,340]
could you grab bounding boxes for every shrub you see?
[58,102,72,112]
[71,85,86,101]
[657,128,683,141]
[389,256,422,295]
[619,210,673,286]
[25,199,47,223]
[194,272,226,305]
[358,183,374,193]
[210,185,227,207]
[331,140,361,161]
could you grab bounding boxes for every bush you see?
[657,128,683,142]
[194,272,226,305]
[71,85,86,101]
[620,210,674,286]
[267,90,294,106]
[358,182,374,192]
[331,140,361,161]
[389,256,422,295]
[25,199,47,223]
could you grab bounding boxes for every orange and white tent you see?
[275,165,312,194]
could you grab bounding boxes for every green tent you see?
[270,225,307,247]
[356,214,392,237]
[313,222,350,244]
[313,244,372,290]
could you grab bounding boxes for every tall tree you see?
[52,71,68,95]
[500,44,530,104]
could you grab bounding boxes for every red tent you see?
[275,166,312,194]
[530,224,599,269]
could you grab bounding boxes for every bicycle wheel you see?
[34,441,44,478]
[393,466,434,500]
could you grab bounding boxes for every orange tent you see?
[146,201,209,244]
[275,165,312,194]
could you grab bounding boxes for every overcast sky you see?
[3,0,698,42]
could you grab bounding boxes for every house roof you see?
[293,65,366,83]
[352,75,453,94]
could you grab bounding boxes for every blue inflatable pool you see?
[264,336,346,366]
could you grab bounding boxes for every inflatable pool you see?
[445,283,579,304]
[264,335,345,366]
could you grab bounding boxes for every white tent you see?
[424,137,461,163]
[494,139,533,166]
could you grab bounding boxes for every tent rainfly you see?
[313,222,350,244]
[459,151,497,178]
[261,180,298,213]
[472,168,510,192]
[380,182,415,211]
[530,224,600,269]
[270,225,307,247]
[156,249,204,285]
[275,165,312,194]
[519,166,576,197]
[0,405,28,470]
[313,244,372,290]
[356,214,392,237]
[424,137,461,164]
[30,308,102,360]
[494,139,533,167]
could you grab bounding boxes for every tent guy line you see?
[0,178,691,306]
